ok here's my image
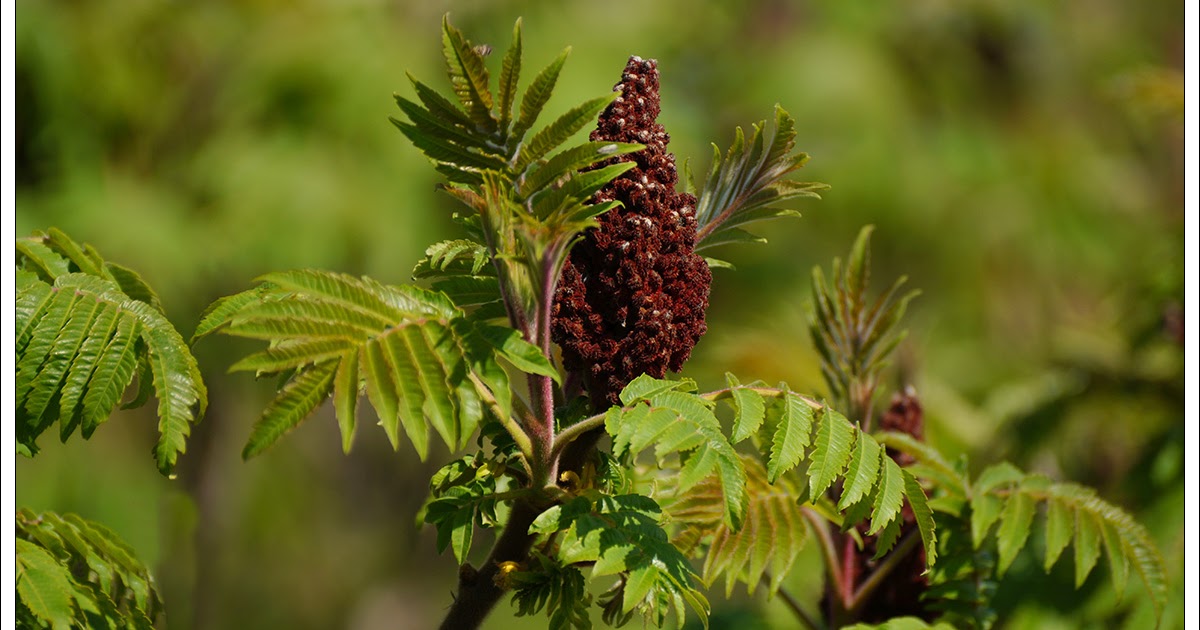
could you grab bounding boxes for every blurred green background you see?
[15,0,1184,628]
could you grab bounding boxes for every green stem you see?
[551,411,606,461]
[469,373,534,466]
[700,386,823,408]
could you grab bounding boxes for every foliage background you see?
[14,0,1184,628]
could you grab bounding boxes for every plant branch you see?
[801,506,844,606]
[844,529,922,619]
[700,386,823,409]
[840,533,858,607]
[438,499,544,629]
[761,572,824,630]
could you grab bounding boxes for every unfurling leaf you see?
[691,106,827,253]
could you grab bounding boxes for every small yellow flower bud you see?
[493,561,521,589]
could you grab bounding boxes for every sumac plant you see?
[14,16,1167,630]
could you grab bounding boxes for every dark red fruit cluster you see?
[551,56,711,408]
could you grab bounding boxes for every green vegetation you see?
[15,2,1183,629]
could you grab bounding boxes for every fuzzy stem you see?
[526,248,561,485]
[551,412,606,460]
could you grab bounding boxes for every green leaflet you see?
[104,261,164,313]
[441,15,495,128]
[191,284,276,342]
[393,119,509,172]
[125,297,207,475]
[529,161,637,222]
[242,360,339,459]
[725,373,765,443]
[1099,516,1129,599]
[514,48,569,139]
[476,323,560,384]
[423,454,515,564]
[807,227,919,411]
[875,431,969,497]
[606,379,747,529]
[17,509,163,629]
[16,539,76,630]
[869,456,905,536]
[407,73,475,130]
[509,551,592,630]
[333,351,360,454]
[432,276,501,308]
[845,225,873,310]
[872,513,904,560]
[957,464,1167,618]
[519,141,643,199]
[515,93,619,172]
[838,430,881,511]
[691,105,827,253]
[995,489,1036,576]
[840,482,878,533]
[693,227,766,250]
[413,239,493,279]
[495,19,522,130]
[529,493,708,628]
[970,462,1024,547]
[16,237,72,281]
[765,388,815,482]
[203,269,533,461]
[231,338,355,375]
[364,339,404,451]
[664,455,809,598]
[1043,497,1073,572]
[619,373,696,405]
[808,406,855,499]
[1074,508,1102,589]
[43,227,103,276]
[902,469,938,570]
[13,235,206,475]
